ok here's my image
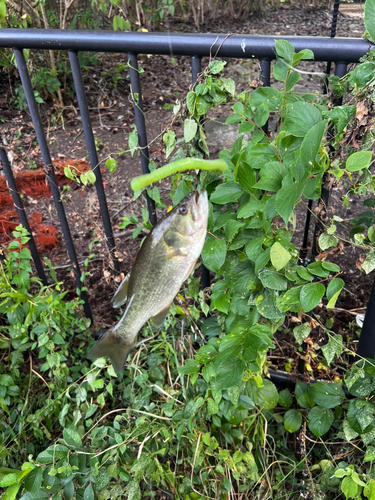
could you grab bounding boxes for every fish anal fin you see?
[112,271,131,309]
[151,304,171,329]
[87,328,133,379]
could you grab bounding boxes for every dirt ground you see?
[0,4,372,371]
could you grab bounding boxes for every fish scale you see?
[87,190,208,378]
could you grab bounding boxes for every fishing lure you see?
[130,158,228,191]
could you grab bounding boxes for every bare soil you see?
[0,5,372,374]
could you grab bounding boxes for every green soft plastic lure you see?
[130,158,228,192]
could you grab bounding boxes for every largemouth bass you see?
[87,190,209,378]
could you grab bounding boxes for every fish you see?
[87,190,209,378]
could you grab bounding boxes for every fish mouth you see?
[177,190,208,239]
[190,190,208,222]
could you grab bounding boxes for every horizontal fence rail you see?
[0,30,373,61]
[0,29,374,361]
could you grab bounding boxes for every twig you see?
[331,306,365,316]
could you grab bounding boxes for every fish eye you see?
[179,206,188,215]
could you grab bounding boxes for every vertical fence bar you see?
[0,147,48,286]
[357,279,375,359]
[192,55,210,290]
[13,48,92,321]
[68,50,120,275]
[260,58,271,87]
[260,59,271,135]
[322,0,341,94]
[127,52,156,226]
[311,61,347,259]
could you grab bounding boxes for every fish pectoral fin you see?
[112,271,131,309]
[87,328,133,379]
[151,304,172,329]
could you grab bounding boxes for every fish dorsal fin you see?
[112,271,131,309]
[151,304,171,329]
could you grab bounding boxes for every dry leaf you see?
[356,100,368,122]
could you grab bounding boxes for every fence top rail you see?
[0,29,373,62]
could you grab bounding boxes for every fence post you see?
[0,147,48,286]
[13,48,92,321]
[68,50,120,275]
[127,52,157,227]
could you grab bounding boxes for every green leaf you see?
[300,120,326,170]
[254,103,269,128]
[255,288,284,320]
[19,489,49,500]
[64,166,75,180]
[295,381,315,408]
[209,60,226,74]
[0,473,21,487]
[238,121,255,134]
[0,375,14,387]
[214,358,245,391]
[341,476,359,500]
[321,335,344,365]
[259,268,288,290]
[275,39,295,62]
[128,129,138,156]
[293,323,310,345]
[364,447,375,463]
[300,282,325,312]
[326,278,344,309]
[307,261,330,277]
[274,182,303,225]
[346,151,372,172]
[85,171,96,185]
[177,359,200,375]
[308,406,334,437]
[105,157,117,173]
[0,1,6,19]
[245,237,264,262]
[365,0,375,43]
[36,445,69,464]
[225,113,242,124]
[273,58,288,81]
[24,468,42,493]
[172,180,190,206]
[223,78,236,96]
[163,130,176,158]
[364,479,375,500]
[63,428,82,449]
[284,409,302,433]
[270,242,291,271]
[310,382,345,409]
[319,233,338,251]
[201,237,227,273]
[283,102,322,137]
[278,389,293,408]
[3,484,21,500]
[251,87,283,111]
[256,380,279,410]
[183,118,197,142]
[224,219,244,242]
[113,16,130,31]
[362,249,375,274]
[285,71,301,92]
[84,484,94,500]
[186,91,195,114]
[207,398,219,415]
[0,397,9,416]
[210,182,243,204]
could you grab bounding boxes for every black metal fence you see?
[0,29,374,357]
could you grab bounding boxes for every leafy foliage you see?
[2,4,375,499]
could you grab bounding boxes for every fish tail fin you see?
[87,329,132,379]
